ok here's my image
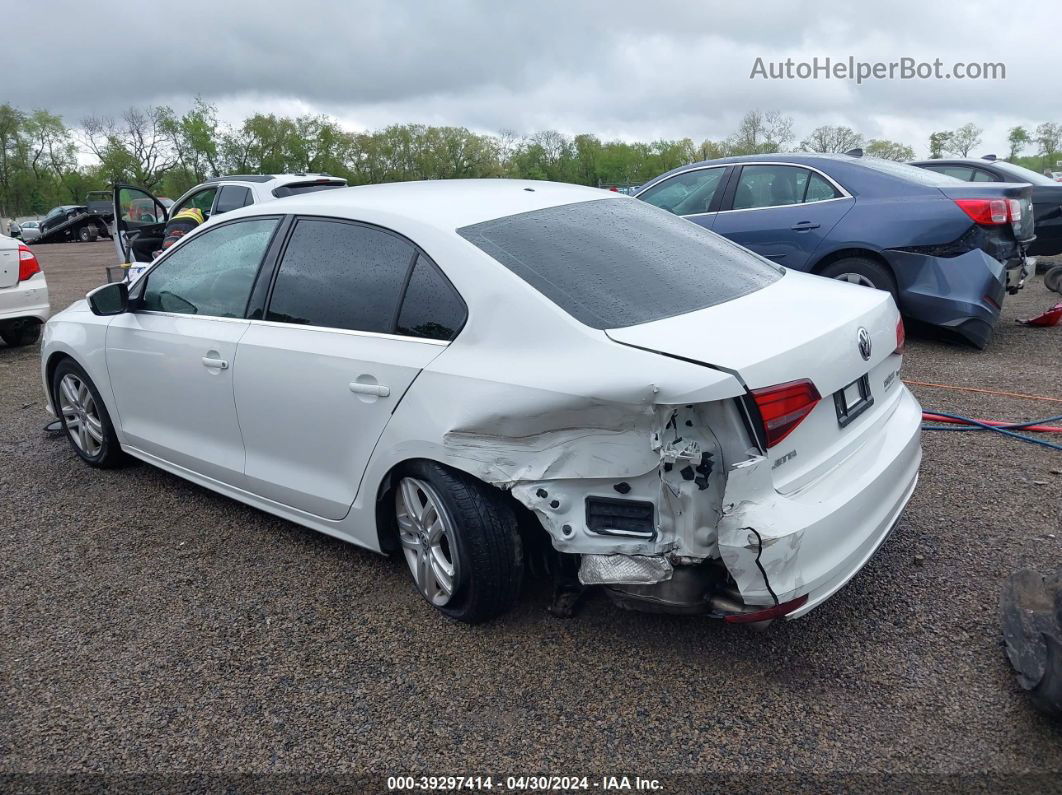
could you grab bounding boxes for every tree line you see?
[1,100,1059,218]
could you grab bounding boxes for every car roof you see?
[909,157,1005,166]
[242,179,617,230]
[201,173,347,185]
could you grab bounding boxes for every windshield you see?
[996,162,1059,186]
[458,197,782,329]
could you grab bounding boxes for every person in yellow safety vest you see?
[161,207,205,251]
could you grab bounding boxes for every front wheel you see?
[52,359,125,468]
[818,257,898,303]
[394,461,523,623]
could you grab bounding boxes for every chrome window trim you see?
[131,310,451,346]
[133,310,250,324]
[636,161,853,215]
[247,317,451,346]
[712,195,852,216]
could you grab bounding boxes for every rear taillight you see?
[750,379,822,448]
[17,245,40,281]
[895,317,906,355]
[954,198,1019,226]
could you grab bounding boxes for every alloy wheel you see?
[58,373,104,457]
[834,272,876,288]
[396,476,460,606]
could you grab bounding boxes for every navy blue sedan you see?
[635,153,1035,348]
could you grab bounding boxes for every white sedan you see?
[1,233,49,346]
[41,180,922,623]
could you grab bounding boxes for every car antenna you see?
[982,154,997,161]
[844,148,863,158]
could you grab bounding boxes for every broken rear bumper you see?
[885,248,1006,348]
[717,384,922,619]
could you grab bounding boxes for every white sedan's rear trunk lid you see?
[605,269,898,394]
[607,270,904,491]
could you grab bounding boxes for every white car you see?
[0,233,49,346]
[17,220,42,243]
[41,180,922,624]
[113,174,348,268]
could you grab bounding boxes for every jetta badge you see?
[857,327,872,361]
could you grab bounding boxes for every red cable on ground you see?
[921,412,1062,433]
[905,380,1062,404]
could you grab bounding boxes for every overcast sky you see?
[4,0,1060,159]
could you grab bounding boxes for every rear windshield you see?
[996,162,1058,186]
[271,181,347,198]
[458,197,782,329]
[858,157,966,186]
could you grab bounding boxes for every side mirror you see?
[87,282,129,316]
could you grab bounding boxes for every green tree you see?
[1034,122,1061,169]
[928,131,952,159]
[728,110,795,155]
[1007,126,1030,160]
[864,139,916,161]
[944,123,983,157]
[82,106,176,188]
[800,125,863,153]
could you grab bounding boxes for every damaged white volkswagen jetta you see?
[41,180,922,624]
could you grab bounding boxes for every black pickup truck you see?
[35,192,113,243]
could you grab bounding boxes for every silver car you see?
[17,221,41,243]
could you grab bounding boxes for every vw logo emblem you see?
[857,327,872,361]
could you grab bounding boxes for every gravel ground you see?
[2,241,1060,782]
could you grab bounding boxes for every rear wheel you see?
[818,257,898,302]
[78,225,98,243]
[394,461,523,623]
[1045,264,1062,294]
[51,359,125,468]
[0,319,42,347]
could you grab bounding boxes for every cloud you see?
[2,0,1058,157]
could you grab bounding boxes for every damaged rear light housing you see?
[954,198,1020,226]
[750,379,822,448]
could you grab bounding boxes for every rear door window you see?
[265,219,415,333]
[732,165,810,210]
[214,185,253,215]
[458,198,780,329]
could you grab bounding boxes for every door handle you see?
[349,382,390,397]
[201,356,228,370]
[791,221,821,231]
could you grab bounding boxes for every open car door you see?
[113,184,170,263]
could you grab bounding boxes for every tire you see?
[393,460,524,623]
[0,319,42,347]
[1001,568,1062,716]
[78,225,98,243]
[1045,264,1062,294]
[817,257,899,303]
[51,358,125,468]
